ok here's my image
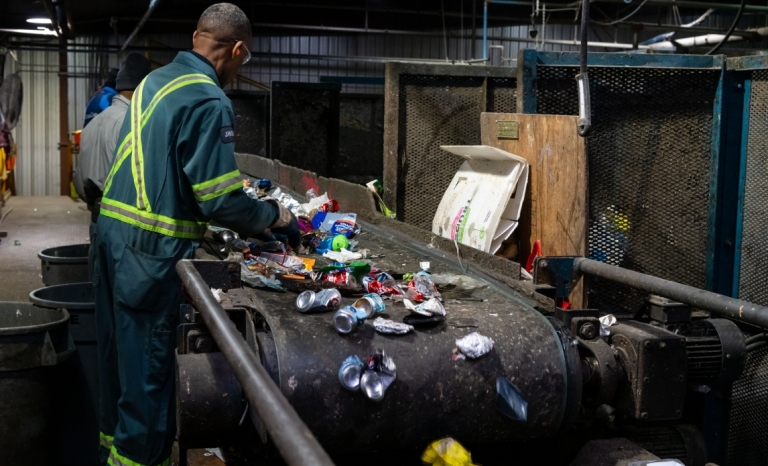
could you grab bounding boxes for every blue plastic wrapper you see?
[496,377,528,422]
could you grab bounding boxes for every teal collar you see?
[172,51,221,87]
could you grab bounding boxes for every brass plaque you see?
[496,120,519,139]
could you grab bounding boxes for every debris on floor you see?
[421,437,477,466]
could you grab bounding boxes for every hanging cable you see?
[591,0,650,26]
[706,0,747,55]
[681,8,715,27]
[441,0,449,61]
[576,0,591,137]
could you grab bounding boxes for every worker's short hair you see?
[197,3,252,44]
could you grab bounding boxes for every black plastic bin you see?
[30,282,100,466]
[0,302,73,466]
[38,244,91,286]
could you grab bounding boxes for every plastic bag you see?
[421,437,477,466]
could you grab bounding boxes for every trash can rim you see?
[37,243,91,264]
[29,282,95,311]
[0,305,70,336]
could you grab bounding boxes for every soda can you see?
[338,355,364,391]
[376,272,394,283]
[296,288,342,313]
[360,371,385,402]
[353,294,385,318]
[295,290,317,312]
[362,276,382,294]
[316,288,342,310]
[333,306,366,334]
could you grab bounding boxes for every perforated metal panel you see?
[533,64,719,314]
[383,63,516,231]
[226,90,270,157]
[727,343,768,465]
[271,82,341,177]
[338,94,384,185]
[738,70,768,305]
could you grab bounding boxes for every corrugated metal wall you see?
[4,38,97,196]
[6,49,62,196]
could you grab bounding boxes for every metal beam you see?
[176,260,335,466]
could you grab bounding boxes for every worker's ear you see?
[232,40,243,60]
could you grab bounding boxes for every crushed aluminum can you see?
[455,332,494,359]
[353,293,386,318]
[599,314,617,338]
[333,305,368,334]
[404,298,446,317]
[296,289,342,313]
[373,317,414,335]
[360,371,385,402]
[362,276,400,295]
[338,355,365,391]
[360,349,397,401]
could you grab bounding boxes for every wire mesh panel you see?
[727,343,768,465]
[526,55,720,315]
[737,70,768,305]
[226,90,270,157]
[338,94,384,185]
[271,82,341,177]
[383,63,517,231]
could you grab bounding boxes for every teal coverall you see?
[95,51,279,466]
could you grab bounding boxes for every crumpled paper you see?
[323,248,368,263]
[404,297,446,316]
[455,332,494,359]
[599,314,617,338]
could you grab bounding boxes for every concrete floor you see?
[0,196,90,302]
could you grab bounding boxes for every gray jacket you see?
[74,94,130,208]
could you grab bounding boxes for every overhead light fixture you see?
[27,17,53,25]
[0,27,57,36]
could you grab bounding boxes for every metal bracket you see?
[533,256,581,299]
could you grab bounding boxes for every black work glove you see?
[266,200,301,250]
[271,214,301,250]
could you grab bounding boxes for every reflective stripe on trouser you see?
[99,432,114,449]
[108,446,171,466]
[95,217,183,466]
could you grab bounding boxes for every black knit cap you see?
[115,53,152,92]
[104,68,119,88]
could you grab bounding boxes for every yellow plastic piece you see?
[421,437,478,466]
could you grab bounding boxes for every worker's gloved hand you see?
[266,200,302,249]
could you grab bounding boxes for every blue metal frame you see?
[517,50,728,294]
[722,57,768,302]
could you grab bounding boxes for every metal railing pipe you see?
[176,260,335,466]
[574,257,768,329]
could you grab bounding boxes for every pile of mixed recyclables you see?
[224,179,495,401]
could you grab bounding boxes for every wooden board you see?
[481,113,587,306]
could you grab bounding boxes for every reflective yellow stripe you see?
[103,73,216,200]
[99,432,114,449]
[131,80,148,211]
[192,169,242,201]
[100,198,207,240]
[104,135,132,194]
[108,446,170,466]
[105,75,212,197]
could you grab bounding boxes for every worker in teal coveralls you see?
[94,4,299,465]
